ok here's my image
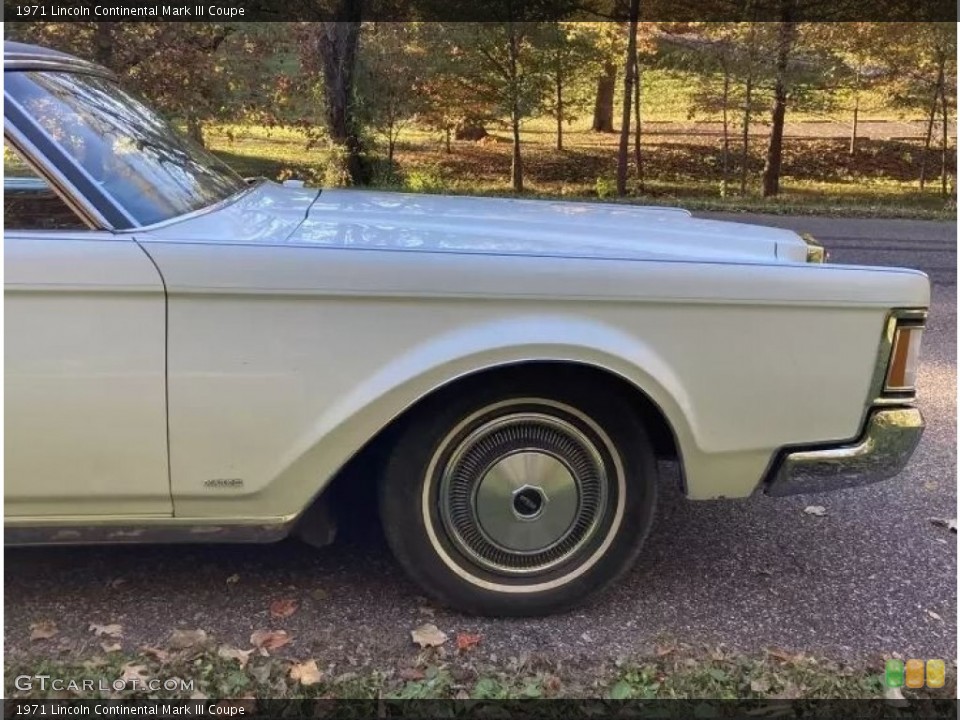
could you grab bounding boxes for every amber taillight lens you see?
[885,325,924,392]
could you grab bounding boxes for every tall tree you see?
[761,17,797,198]
[805,23,897,158]
[615,1,640,196]
[878,22,956,193]
[429,22,552,192]
[541,23,604,151]
[939,74,951,197]
[298,16,367,186]
[356,23,426,165]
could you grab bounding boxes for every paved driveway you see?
[6,215,955,668]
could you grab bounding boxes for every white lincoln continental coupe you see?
[4,42,929,615]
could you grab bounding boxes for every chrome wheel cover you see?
[434,407,612,577]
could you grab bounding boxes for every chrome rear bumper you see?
[765,407,924,497]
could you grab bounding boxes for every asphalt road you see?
[6,215,956,671]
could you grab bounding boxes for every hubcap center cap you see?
[474,451,580,553]
[512,486,545,518]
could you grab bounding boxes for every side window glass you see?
[4,139,88,231]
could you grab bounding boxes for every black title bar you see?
[2,0,957,23]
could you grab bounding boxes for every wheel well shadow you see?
[300,361,683,544]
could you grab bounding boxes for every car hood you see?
[144,183,809,263]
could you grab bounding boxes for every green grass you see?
[6,643,954,700]
[528,68,927,125]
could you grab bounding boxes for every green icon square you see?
[885,658,905,687]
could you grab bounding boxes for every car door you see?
[4,138,172,518]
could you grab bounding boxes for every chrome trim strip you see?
[114,179,269,235]
[5,518,295,546]
[4,56,117,80]
[3,86,136,229]
[765,407,924,497]
[3,118,109,230]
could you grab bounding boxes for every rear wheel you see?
[379,373,657,616]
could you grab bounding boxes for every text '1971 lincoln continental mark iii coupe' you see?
[3,42,929,615]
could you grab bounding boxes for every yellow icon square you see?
[926,659,945,689]
[905,658,925,688]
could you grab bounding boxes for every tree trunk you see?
[186,116,205,147]
[511,113,523,193]
[940,79,950,198]
[920,63,943,191]
[592,62,617,133]
[721,69,730,197]
[761,20,797,198]
[444,127,451,154]
[740,73,753,195]
[508,26,523,193]
[94,22,115,68]
[849,74,860,157]
[616,3,640,197]
[556,69,564,152]
[308,15,366,186]
[633,51,644,193]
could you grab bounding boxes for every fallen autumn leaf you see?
[29,621,58,641]
[169,628,208,649]
[289,659,323,686]
[89,623,123,638]
[398,667,426,681]
[456,632,482,652]
[140,646,171,664]
[750,678,771,693]
[411,623,448,648]
[250,629,292,654]
[269,598,299,619]
[218,644,254,668]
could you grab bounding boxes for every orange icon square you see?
[904,658,925,688]
[926,659,945,689]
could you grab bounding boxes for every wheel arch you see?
[302,358,688,546]
[285,314,695,536]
